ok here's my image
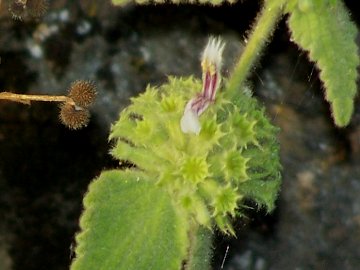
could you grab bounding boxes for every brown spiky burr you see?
[8,0,27,20]
[59,103,90,130]
[27,0,48,18]
[68,80,97,108]
[0,80,97,130]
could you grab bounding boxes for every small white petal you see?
[180,108,201,135]
[201,37,225,70]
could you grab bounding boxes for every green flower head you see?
[110,38,281,234]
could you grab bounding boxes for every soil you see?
[1,1,360,270]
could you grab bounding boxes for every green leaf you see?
[71,170,188,270]
[287,0,359,126]
[238,175,281,212]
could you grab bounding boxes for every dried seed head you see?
[59,103,90,130]
[27,0,48,18]
[68,80,97,108]
[8,0,27,20]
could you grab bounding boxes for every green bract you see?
[110,76,281,234]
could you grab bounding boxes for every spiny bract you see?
[110,76,281,234]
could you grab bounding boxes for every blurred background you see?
[1,0,360,269]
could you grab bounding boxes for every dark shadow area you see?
[0,103,117,270]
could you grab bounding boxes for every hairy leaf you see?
[71,170,188,270]
[238,176,281,211]
[287,0,359,126]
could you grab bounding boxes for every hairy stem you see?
[0,92,75,105]
[183,224,213,270]
[225,0,286,99]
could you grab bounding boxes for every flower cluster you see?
[110,38,281,234]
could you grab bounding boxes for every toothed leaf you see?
[71,170,188,270]
[287,0,359,126]
[239,175,281,211]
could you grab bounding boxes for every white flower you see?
[201,37,225,101]
[201,37,225,76]
[180,99,201,135]
[180,37,225,135]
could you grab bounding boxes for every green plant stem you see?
[184,224,213,270]
[225,0,286,99]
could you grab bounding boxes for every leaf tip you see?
[331,98,354,127]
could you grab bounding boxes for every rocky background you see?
[1,0,360,269]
